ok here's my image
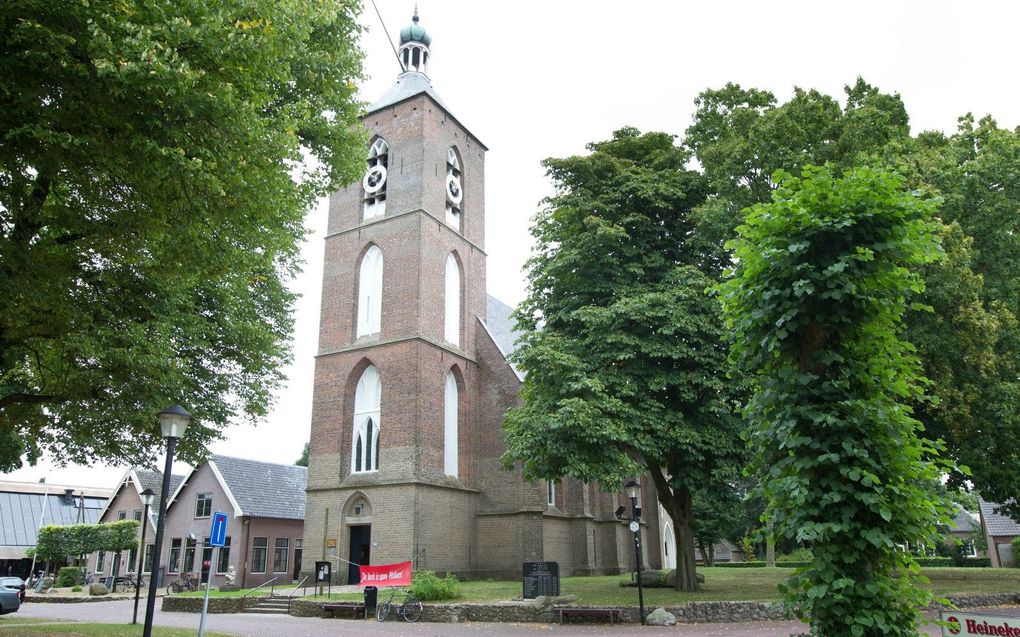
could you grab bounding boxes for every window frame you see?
[273,538,290,574]
[168,538,182,574]
[216,537,232,574]
[251,537,268,574]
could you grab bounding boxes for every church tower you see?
[303,9,663,584]
[303,9,488,583]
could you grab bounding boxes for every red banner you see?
[358,561,412,588]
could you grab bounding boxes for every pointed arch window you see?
[444,253,460,345]
[445,148,463,231]
[352,366,381,473]
[363,138,389,219]
[357,246,383,337]
[444,370,459,477]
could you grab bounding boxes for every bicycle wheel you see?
[401,596,422,623]
[376,600,392,622]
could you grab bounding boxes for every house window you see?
[444,369,459,477]
[962,540,977,557]
[143,544,155,573]
[444,253,460,345]
[133,510,142,521]
[168,539,182,573]
[273,538,290,573]
[195,493,212,518]
[352,365,381,473]
[445,147,463,230]
[547,481,556,507]
[362,138,389,219]
[356,245,384,337]
[216,537,232,574]
[252,537,268,574]
[117,510,127,520]
[183,537,197,574]
[96,551,106,573]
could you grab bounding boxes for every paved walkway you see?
[9,597,1019,636]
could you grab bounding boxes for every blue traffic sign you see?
[209,511,228,547]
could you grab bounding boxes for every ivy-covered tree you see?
[719,165,950,636]
[0,0,366,470]
[502,128,747,591]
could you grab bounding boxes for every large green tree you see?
[0,0,366,469]
[687,80,1020,512]
[719,165,949,636]
[502,128,746,591]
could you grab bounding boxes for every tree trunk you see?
[765,517,775,567]
[649,468,699,591]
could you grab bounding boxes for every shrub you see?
[1012,537,1020,566]
[71,585,83,592]
[959,557,992,568]
[776,548,813,563]
[57,566,80,587]
[410,570,460,601]
[914,557,952,567]
[716,561,811,568]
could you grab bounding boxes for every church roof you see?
[979,497,1020,537]
[483,294,524,380]
[368,71,450,115]
[212,455,307,520]
[399,11,431,46]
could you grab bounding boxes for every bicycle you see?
[166,572,200,595]
[375,587,422,623]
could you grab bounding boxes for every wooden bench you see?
[321,602,366,619]
[555,607,623,625]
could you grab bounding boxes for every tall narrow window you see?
[444,253,460,345]
[444,370,459,477]
[217,537,231,573]
[168,539,181,573]
[363,138,388,219]
[445,148,463,230]
[252,537,268,574]
[352,366,382,473]
[357,246,383,337]
[547,480,556,507]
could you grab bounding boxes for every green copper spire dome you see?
[399,8,431,46]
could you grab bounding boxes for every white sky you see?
[3,0,1017,488]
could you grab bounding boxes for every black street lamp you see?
[625,479,645,625]
[142,405,191,637]
[132,488,155,624]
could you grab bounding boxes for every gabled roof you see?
[211,455,307,520]
[979,498,1020,536]
[0,482,108,558]
[480,294,524,381]
[95,468,184,532]
[947,505,980,533]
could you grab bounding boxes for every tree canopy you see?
[0,0,366,470]
[35,519,140,562]
[719,165,949,636]
[502,128,747,591]
[687,79,1020,513]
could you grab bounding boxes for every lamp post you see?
[142,405,191,637]
[132,488,155,625]
[625,479,645,625]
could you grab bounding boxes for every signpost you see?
[198,512,228,637]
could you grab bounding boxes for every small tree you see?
[719,165,950,635]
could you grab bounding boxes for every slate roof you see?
[0,485,108,558]
[947,505,980,533]
[482,294,525,380]
[133,468,184,526]
[212,455,306,520]
[979,498,1020,536]
[368,71,451,115]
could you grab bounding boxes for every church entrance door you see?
[347,525,371,584]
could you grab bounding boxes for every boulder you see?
[88,582,110,596]
[646,607,678,626]
[664,569,705,586]
[550,594,578,604]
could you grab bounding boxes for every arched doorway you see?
[344,495,373,584]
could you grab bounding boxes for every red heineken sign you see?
[942,611,1020,636]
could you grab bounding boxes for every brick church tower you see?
[303,10,663,583]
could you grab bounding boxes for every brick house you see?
[302,11,661,583]
[89,468,183,583]
[979,498,1020,567]
[161,455,306,588]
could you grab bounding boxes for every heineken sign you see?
[942,611,1020,636]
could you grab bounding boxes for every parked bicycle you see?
[375,588,422,623]
[166,572,200,595]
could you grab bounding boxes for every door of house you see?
[346,525,371,585]
[292,545,302,582]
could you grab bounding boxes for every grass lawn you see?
[0,623,235,636]
[303,567,1020,606]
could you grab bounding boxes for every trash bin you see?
[364,585,378,615]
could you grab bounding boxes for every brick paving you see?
[9,597,1020,636]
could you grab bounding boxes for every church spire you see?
[398,7,431,75]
